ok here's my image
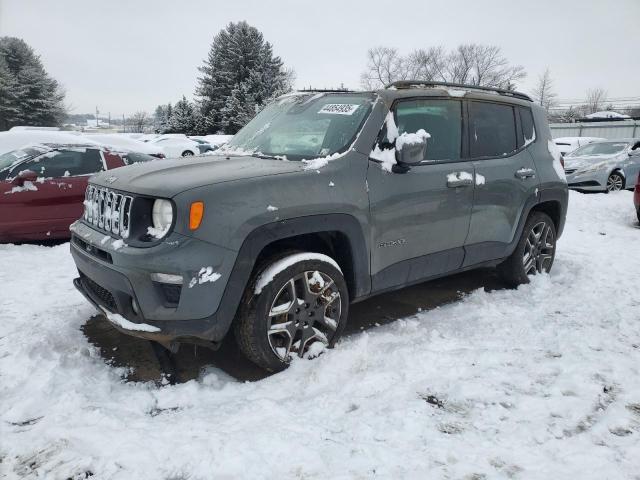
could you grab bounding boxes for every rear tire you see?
[234,253,349,372]
[181,150,194,157]
[498,211,557,287]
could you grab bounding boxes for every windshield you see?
[221,93,374,160]
[568,142,628,157]
[122,152,158,165]
[0,147,47,172]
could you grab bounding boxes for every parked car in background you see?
[70,82,568,373]
[0,143,157,242]
[634,173,640,223]
[85,134,165,158]
[148,136,200,157]
[553,136,606,156]
[564,139,640,192]
[189,138,216,154]
[0,130,100,155]
[190,134,233,149]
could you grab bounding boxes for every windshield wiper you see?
[250,153,282,160]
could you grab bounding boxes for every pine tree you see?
[154,103,172,133]
[168,96,196,134]
[195,21,290,134]
[0,37,66,130]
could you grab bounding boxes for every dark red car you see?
[0,143,157,242]
[634,172,640,223]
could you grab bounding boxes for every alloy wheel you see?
[523,221,555,275]
[266,270,341,361]
[607,173,624,192]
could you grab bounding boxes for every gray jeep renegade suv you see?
[70,81,568,372]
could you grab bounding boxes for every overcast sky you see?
[1,0,638,116]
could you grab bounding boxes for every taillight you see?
[560,155,565,169]
[636,172,640,188]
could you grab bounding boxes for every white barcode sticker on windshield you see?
[318,104,360,115]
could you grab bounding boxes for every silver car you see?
[564,138,640,192]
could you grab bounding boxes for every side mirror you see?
[395,130,430,166]
[11,169,38,186]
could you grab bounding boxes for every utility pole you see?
[122,114,126,133]
[108,112,111,128]
[95,106,99,127]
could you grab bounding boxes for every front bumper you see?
[70,221,237,343]
[565,169,607,192]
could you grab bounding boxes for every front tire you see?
[606,171,624,192]
[234,253,349,372]
[498,211,557,286]
[181,150,195,157]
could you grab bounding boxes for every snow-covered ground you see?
[1,191,639,479]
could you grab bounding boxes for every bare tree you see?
[531,68,557,113]
[585,88,607,114]
[360,47,407,89]
[447,44,526,88]
[129,111,148,133]
[405,46,448,82]
[360,44,525,90]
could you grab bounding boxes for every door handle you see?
[515,168,536,179]
[447,171,474,188]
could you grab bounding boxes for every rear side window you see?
[519,107,536,145]
[123,152,156,165]
[17,149,104,177]
[469,102,517,158]
[394,99,462,161]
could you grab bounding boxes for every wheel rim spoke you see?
[266,269,341,362]
[523,221,555,275]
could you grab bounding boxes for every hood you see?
[90,155,304,196]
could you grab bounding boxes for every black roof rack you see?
[386,80,532,102]
[297,87,354,93]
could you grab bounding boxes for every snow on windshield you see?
[220,93,374,161]
[569,142,628,157]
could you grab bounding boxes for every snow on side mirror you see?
[395,130,430,166]
[12,169,38,186]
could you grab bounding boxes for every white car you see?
[149,136,201,158]
[0,130,100,155]
[84,134,165,158]
[554,136,606,156]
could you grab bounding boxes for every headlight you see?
[151,199,173,236]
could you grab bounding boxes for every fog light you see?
[150,272,183,285]
[131,298,139,314]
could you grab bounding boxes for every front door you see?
[367,98,474,292]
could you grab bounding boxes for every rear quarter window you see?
[519,107,536,145]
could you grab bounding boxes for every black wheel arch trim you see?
[205,213,371,342]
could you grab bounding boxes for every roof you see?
[38,142,103,149]
[385,80,532,102]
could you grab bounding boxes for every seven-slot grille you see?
[83,185,133,239]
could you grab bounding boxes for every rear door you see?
[367,98,475,291]
[463,101,540,266]
[0,148,105,238]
